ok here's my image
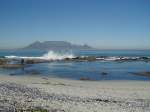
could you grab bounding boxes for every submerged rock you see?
[71,56,97,61]
[0,56,5,58]
[101,72,108,75]
[0,64,24,69]
[139,57,149,60]
[131,71,150,77]
[25,59,47,64]
[25,69,41,75]
[79,77,92,81]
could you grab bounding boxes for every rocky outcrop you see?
[131,71,150,77]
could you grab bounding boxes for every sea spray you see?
[42,50,75,60]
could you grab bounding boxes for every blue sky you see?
[0,0,150,49]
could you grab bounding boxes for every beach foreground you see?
[0,75,150,112]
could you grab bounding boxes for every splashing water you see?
[5,50,75,60]
[42,50,75,60]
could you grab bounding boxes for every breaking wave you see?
[5,50,75,60]
[42,50,75,60]
[4,50,150,61]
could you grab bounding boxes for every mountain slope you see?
[22,41,94,50]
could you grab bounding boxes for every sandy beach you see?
[0,75,150,112]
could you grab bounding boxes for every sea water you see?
[0,50,150,81]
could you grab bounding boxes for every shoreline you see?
[0,75,150,112]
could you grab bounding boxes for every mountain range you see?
[22,41,94,50]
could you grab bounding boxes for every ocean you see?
[0,49,150,81]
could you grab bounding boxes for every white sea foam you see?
[5,51,150,61]
[42,50,75,60]
[5,50,75,60]
[96,56,121,61]
[103,57,120,61]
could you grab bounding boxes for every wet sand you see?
[0,75,150,112]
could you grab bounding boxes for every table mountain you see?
[22,41,94,50]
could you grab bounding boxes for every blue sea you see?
[0,50,150,81]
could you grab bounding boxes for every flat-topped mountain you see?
[22,41,94,50]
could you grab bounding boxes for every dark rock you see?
[9,73,16,76]
[72,57,81,60]
[0,64,24,69]
[25,59,46,64]
[101,72,108,75]
[0,56,5,58]
[64,58,72,61]
[130,71,150,77]
[0,58,7,65]
[72,56,97,61]
[79,77,91,81]
[139,57,149,60]
[84,56,96,61]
